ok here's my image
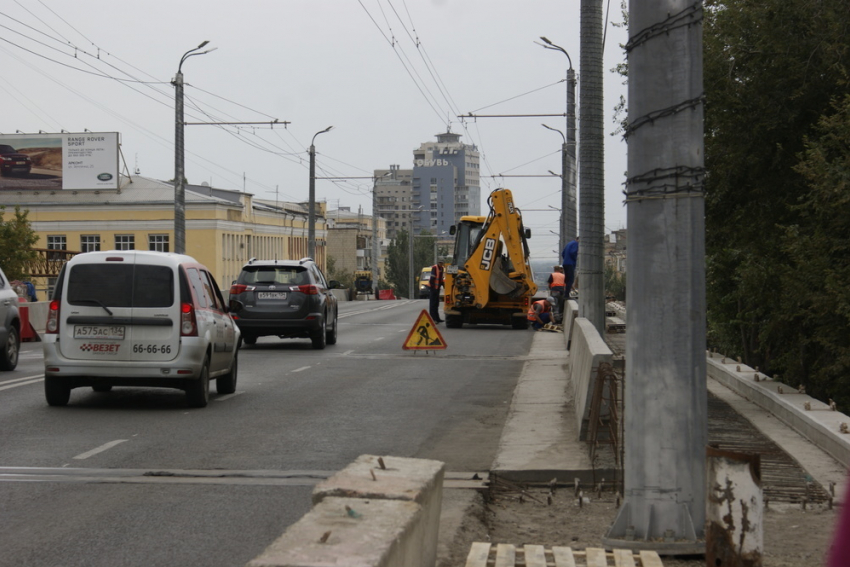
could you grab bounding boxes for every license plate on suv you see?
[257,292,287,300]
[74,325,126,340]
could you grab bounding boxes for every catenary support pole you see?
[604,0,707,554]
[578,0,605,333]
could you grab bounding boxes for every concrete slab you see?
[491,332,609,484]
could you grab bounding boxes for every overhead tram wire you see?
[357,0,447,124]
[5,6,300,170]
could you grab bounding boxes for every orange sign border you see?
[402,310,448,350]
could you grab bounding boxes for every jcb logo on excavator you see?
[480,238,497,271]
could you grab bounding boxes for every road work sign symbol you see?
[403,310,447,350]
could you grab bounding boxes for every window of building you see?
[80,235,101,252]
[47,235,66,250]
[115,235,135,250]
[149,234,170,252]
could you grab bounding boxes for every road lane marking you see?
[0,378,44,392]
[0,374,45,386]
[73,440,128,460]
[291,366,311,373]
[342,350,354,356]
[373,337,385,341]
[215,392,244,402]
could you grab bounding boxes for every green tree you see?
[0,205,38,281]
[603,264,626,302]
[780,95,850,406]
[385,230,438,298]
[325,255,354,290]
[703,0,849,400]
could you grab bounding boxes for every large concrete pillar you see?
[604,0,706,554]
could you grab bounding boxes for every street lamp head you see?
[197,40,210,49]
[540,36,553,45]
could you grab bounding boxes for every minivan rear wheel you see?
[186,356,210,408]
[45,377,71,406]
[242,335,257,346]
[216,353,238,395]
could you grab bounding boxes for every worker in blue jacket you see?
[561,236,579,297]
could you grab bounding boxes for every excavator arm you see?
[462,189,537,309]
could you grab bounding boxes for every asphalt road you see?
[0,299,532,567]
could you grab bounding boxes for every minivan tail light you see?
[296,284,319,295]
[180,302,198,336]
[46,300,60,334]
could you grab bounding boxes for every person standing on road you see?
[429,261,445,323]
[547,265,566,320]
[561,236,579,297]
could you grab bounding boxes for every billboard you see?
[0,132,119,190]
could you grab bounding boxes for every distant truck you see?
[443,188,537,328]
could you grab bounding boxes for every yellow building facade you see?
[0,174,326,298]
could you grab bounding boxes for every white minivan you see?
[43,251,240,408]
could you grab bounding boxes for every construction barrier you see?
[377,289,396,300]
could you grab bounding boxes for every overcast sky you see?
[1,0,628,260]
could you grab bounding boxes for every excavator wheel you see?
[445,315,463,329]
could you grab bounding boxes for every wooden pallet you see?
[605,316,626,333]
[464,543,663,567]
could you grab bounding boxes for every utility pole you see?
[309,126,334,260]
[539,37,578,245]
[578,0,606,334]
[173,41,216,255]
[604,0,706,554]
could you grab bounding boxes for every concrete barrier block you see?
[25,301,49,334]
[246,496,422,567]
[312,455,445,567]
[707,357,850,469]
[569,318,613,440]
[563,300,579,350]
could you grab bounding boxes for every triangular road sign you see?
[402,310,448,350]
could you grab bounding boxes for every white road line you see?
[342,350,354,356]
[0,374,44,386]
[73,440,128,460]
[373,337,385,342]
[291,366,311,373]
[215,392,244,402]
[0,378,44,392]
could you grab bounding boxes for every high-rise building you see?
[411,131,480,236]
[373,164,413,241]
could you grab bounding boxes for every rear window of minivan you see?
[68,264,174,308]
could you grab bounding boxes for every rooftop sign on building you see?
[0,132,119,191]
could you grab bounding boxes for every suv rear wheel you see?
[311,317,327,350]
[326,312,338,345]
[242,335,257,346]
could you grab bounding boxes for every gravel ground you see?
[440,485,838,566]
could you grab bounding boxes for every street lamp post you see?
[540,37,577,245]
[308,126,334,260]
[371,172,391,294]
[173,40,216,255]
[543,125,568,253]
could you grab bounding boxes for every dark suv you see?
[228,258,339,349]
[0,145,33,177]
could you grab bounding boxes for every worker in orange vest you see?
[429,261,445,324]
[547,265,566,321]
[527,299,552,330]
